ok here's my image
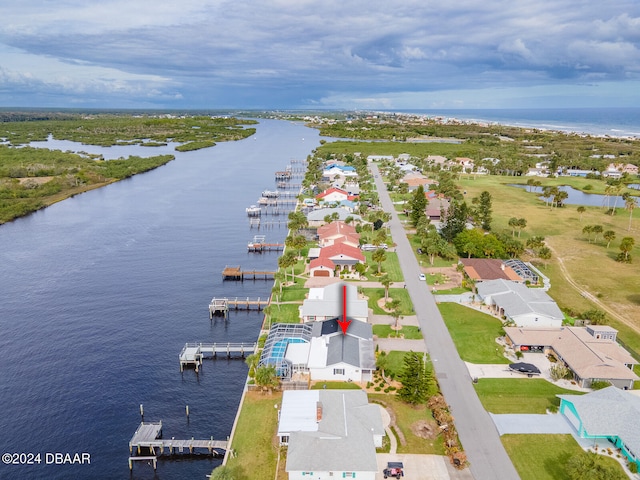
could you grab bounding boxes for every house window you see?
[333,368,345,375]
[302,473,314,477]
[342,473,355,478]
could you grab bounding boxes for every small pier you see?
[208,297,269,318]
[275,171,292,180]
[222,266,276,281]
[179,342,258,371]
[128,421,227,470]
[247,235,284,252]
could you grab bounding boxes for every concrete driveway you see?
[376,454,474,480]
[490,413,574,435]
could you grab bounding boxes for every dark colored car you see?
[383,461,404,478]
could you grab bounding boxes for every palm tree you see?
[582,225,594,243]
[603,230,616,248]
[388,299,402,333]
[538,246,552,269]
[516,218,527,237]
[592,225,604,243]
[380,274,392,302]
[624,193,638,231]
[554,190,568,208]
[508,217,519,237]
[618,237,635,262]
[610,184,625,214]
[372,248,387,275]
[577,206,586,222]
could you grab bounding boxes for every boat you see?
[261,190,279,198]
[246,205,262,216]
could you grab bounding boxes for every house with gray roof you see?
[278,390,384,480]
[259,307,375,383]
[558,387,640,469]
[300,283,368,323]
[476,279,563,327]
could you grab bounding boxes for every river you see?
[0,119,319,480]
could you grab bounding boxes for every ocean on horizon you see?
[392,107,640,139]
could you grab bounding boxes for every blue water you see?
[0,119,319,480]
[396,108,640,138]
[510,184,627,207]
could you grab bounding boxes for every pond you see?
[510,184,628,207]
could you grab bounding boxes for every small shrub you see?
[374,387,382,392]
[384,387,391,393]
[388,386,396,392]
[515,351,523,359]
[590,380,611,390]
[628,461,638,473]
[367,382,373,388]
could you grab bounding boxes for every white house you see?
[279,390,384,480]
[476,279,563,327]
[300,282,368,322]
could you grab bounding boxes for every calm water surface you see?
[510,184,628,207]
[0,119,319,480]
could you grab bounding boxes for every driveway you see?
[376,454,474,480]
[490,413,574,435]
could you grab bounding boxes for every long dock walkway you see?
[222,266,276,280]
[128,421,227,470]
[179,342,257,371]
[209,297,269,318]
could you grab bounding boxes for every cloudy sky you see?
[1,0,640,110]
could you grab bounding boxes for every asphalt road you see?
[371,165,520,480]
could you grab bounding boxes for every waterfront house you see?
[476,279,563,327]
[317,243,365,274]
[306,208,361,227]
[309,257,336,278]
[317,221,357,239]
[278,390,384,480]
[504,326,638,389]
[300,283,368,323]
[558,387,640,470]
[316,187,358,203]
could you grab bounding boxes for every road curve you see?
[371,164,520,480]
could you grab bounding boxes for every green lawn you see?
[373,324,423,339]
[362,288,415,315]
[438,303,509,364]
[369,394,445,455]
[225,391,282,480]
[267,303,301,324]
[363,251,404,281]
[502,434,627,480]
[474,378,584,414]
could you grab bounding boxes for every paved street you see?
[372,164,521,480]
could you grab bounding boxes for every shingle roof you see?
[285,390,382,473]
[460,258,523,282]
[558,387,640,456]
[477,279,563,322]
[505,326,638,382]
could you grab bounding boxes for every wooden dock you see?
[179,342,258,371]
[128,421,227,470]
[222,266,276,281]
[247,235,284,252]
[209,297,269,318]
[275,171,292,180]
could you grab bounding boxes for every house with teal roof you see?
[558,387,640,469]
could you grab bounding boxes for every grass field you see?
[473,378,583,414]
[438,303,509,364]
[267,303,301,324]
[362,288,415,315]
[458,175,640,347]
[502,434,627,480]
[225,391,282,480]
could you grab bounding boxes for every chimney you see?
[500,263,505,271]
[316,402,323,422]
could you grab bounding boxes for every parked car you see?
[419,273,426,281]
[383,461,404,478]
[417,248,423,254]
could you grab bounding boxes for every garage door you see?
[313,270,330,277]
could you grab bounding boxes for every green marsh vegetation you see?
[0,114,257,224]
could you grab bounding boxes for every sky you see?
[1,0,640,110]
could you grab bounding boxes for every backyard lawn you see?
[225,391,282,480]
[474,378,584,414]
[267,303,301,324]
[438,303,509,364]
[502,434,627,480]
